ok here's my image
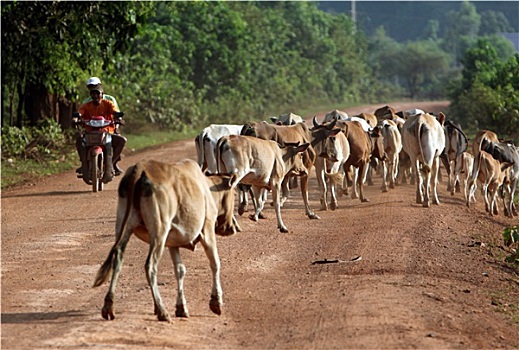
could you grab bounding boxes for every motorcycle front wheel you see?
[91,153,104,192]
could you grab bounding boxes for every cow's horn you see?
[313,115,320,128]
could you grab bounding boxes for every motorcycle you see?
[73,112,124,192]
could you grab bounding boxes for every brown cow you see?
[467,130,499,204]
[216,134,309,232]
[355,112,378,129]
[333,119,372,202]
[468,151,512,215]
[93,159,235,322]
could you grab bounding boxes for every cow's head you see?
[310,116,342,161]
[281,142,310,176]
[205,173,241,236]
[370,127,386,162]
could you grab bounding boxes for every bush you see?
[1,119,67,161]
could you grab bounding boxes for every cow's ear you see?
[371,126,381,137]
[328,128,342,137]
[270,116,278,123]
[438,112,446,126]
[296,143,310,153]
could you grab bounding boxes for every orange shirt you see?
[79,99,118,133]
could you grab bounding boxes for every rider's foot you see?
[75,167,82,174]
[114,164,123,176]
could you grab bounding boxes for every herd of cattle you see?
[93,105,519,322]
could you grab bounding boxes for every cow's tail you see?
[325,170,344,185]
[93,163,142,288]
[416,120,430,173]
[195,133,205,169]
[469,136,487,185]
[215,136,227,175]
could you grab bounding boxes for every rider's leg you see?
[112,134,127,175]
[102,142,114,183]
[76,135,87,174]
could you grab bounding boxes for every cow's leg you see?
[358,163,370,202]
[350,167,359,199]
[237,184,251,216]
[95,229,133,321]
[199,220,223,315]
[249,186,265,221]
[300,174,320,219]
[390,153,399,189]
[169,247,189,318]
[327,161,343,211]
[413,160,423,204]
[280,176,290,207]
[272,182,289,232]
[314,157,328,211]
[381,159,389,192]
[145,231,170,322]
[431,157,441,205]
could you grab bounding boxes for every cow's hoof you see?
[157,311,172,322]
[382,188,388,193]
[209,296,222,315]
[361,198,369,203]
[238,205,245,216]
[279,226,289,233]
[258,212,266,219]
[308,213,321,220]
[175,305,189,318]
[248,214,258,222]
[101,308,115,321]
[330,202,337,211]
[101,301,115,320]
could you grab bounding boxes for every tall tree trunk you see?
[24,82,51,126]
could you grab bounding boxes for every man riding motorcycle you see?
[74,84,126,182]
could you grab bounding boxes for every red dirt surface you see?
[2,101,518,349]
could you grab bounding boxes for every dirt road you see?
[2,101,518,349]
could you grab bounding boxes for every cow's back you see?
[402,113,445,164]
[120,159,217,248]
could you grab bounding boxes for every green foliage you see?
[503,226,519,264]
[1,119,67,160]
[449,38,519,142]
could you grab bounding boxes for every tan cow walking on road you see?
[94,159,235,322]
[216,134,309,233]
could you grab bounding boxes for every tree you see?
[398,41,451,99]
[479,10,514,35]
[449,38,519,142]
[443,1,481,64]
[1,2,152,128]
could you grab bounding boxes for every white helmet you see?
[86,77,102,86]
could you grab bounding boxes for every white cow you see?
[195,124,243,173]
[311,117,350,211]
[270,112,304,125]
[401,112,446,207]
[323,110,372,132]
